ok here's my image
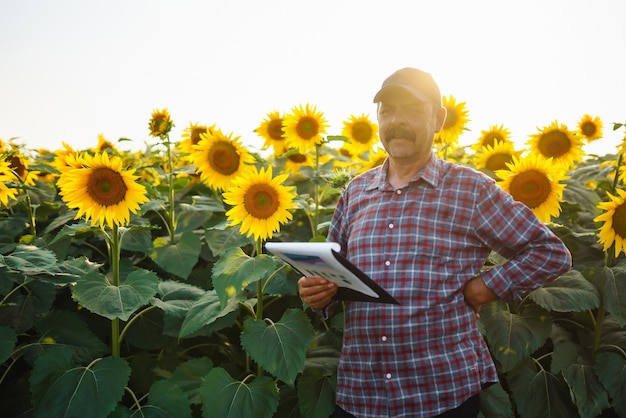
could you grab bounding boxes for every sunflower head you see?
[177,122,214,157]
[0,160,19,206]
[58,152,150,229]
[255,111,287,153]
[357,147,388,174]
[341,113,379,157]
[594,188,626,257]
[149,108,174,138]
[435,95,470,147]
[474,140,521,178]
[283,104,329,153]
[496,153,567,223]
[471,124,512,151]
[527,120,583,169]
[223,166,296,241]
[577,114,603,142]
[96,133,116,152]
[191,128,255,191]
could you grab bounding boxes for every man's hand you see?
[298,276,338,309]
[463,275,498,318]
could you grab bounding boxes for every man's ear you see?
[434,106,447,133]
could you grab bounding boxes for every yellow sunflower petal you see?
[283,103,329,153]
[527,120,583,170]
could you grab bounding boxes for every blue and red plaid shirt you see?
[327,154,571,417]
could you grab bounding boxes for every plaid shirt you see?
[327,154,571,418]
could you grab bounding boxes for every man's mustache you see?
[384,126,415,140]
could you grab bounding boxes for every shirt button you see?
[381,336,387,342]
[396,189,402,195]
[388,223,394,229]
[384,260,391,266]
[386,373,392,379]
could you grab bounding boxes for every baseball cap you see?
[373,67,442,106]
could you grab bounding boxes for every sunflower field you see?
[0,100,625,418]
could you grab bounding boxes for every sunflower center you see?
[191,127,208,145]
[538,131,571,158]
[86,167,128,206]
[351,121,374,144]
[508,169,551,209]
[296,117,319,140]
[486,154,513,172]
[244,184,280,220]
[613,203,626,239]
[208,141,241,175]
[581,122,597,137]
[288,153,307,164]
[482,132,504,148]
[443,109,458,130]
[268,119,285,141]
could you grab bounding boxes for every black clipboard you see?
[265,242,399,305]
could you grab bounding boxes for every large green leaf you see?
[179,289,242,338]
[0,244,57,273]
[600,266,626,326]
[240,308,315,385]
[199,367,279,418]
[0,325,17,363]
[594,351,626,417]
[563,363,610,418]
[30,346,131,418]
[528,270,599,312]
[174,209,210,234]
[507,360,577,418]
[72,269,160,321]
[205,223,252,256]
[297,367,336,418]
[479,301,552,372]
[39,256,102,286]
[0,280,56,333]
[130,380,192,418]
[168,357,214,405]
[549,324,579,374]
[151,280,205,317]
[478,382,513,418]
[150,231,201,279]
[213,247,276,307]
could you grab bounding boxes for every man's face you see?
[376,90,445,162]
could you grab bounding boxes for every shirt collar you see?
[366,152,441,190]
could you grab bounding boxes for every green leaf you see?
[479,301,553,372]
[199,367,279,418]
[39,256,102,285]
[205,226,252,256]
[563,363,610,418]
[549,324,579,374]
[213,247,276,307]
[72,269,160,321]
[174,209,209,234]
[594,351,626,416]
[240,309,315,385]
[179,290,242,338]
[529,270,600,312]
[0,244,57,273]
[507,360,577,418]
[121,228,153,252]
[478,382,514,418]
[151,280,205,317]
[130,380,192,418]
[600,266,626,326]
[30,346,131,418]
[48,222,97,245]
[297,367,336,418]
[150,231,201,279]
[0,325,17,363]
[168,357,214,405]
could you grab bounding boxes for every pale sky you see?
[1,0,625,156]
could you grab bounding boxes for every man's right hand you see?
[297,276,338,309]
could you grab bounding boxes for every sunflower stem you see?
[111,223,121,357]
[592,307,606,358]
[165,133,177,244]
[313,143,321,237]
[256,238,264,378]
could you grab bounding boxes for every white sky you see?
[1,0,625,156]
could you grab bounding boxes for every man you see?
[298,67,572,418]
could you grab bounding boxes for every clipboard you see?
[265,242,399,305]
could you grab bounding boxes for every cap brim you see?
[373,84,432,103]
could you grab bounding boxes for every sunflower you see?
[577,114,603,142]
[96,133,116,152]
[594,188,626,257]
[148,108,174,138]
[435,95,470,147]
[223,166,296,241]
[0,160,18,206]
[177,122,214,154]
[341,113,379,157]
[474,140,521,178]
[496,154,567,223]
[191,128,255,191]
[471,124,512,151]
[255,111,287,153]
[58,152,149,229]
[283,104,329,152]
[357,147,388,174]
[527,120,583,170]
